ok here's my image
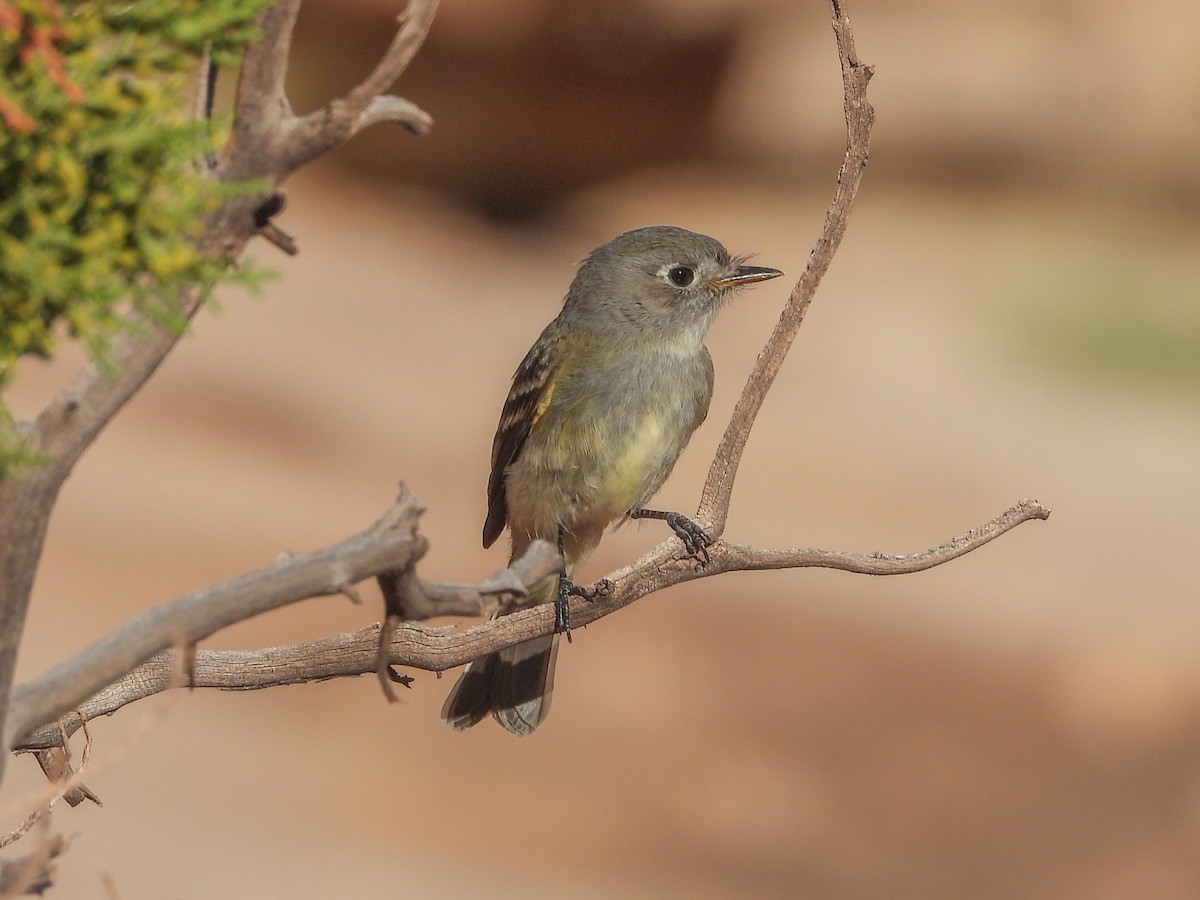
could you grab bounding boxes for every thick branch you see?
[0,3,318,781]
[12,538,563,751]
[32,291,208,464]
[697,0,874,538]
[0,284,214,786]
[222,0,303,179]
[4,490,425,751]
[12,499,1048,750]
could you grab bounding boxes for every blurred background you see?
[5,0,1200,895]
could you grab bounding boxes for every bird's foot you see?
[572,578,613,601]
[629,507,713,567]
[663,512,712,566]
[554,578,613,642]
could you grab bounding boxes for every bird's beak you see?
[711,265,784,288]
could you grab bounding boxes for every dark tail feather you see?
[491,634,559,735]
[441,634,559,736]
[440,650,498,731]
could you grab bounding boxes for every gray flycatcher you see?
[441,225,782,735]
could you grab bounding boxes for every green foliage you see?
[0,0,272,476]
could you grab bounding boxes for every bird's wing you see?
[483,331,563,548]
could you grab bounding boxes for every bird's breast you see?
[504,344,712,546]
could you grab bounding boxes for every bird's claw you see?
[554,577,614,642]
[568,578,611,601]
[666,513,712,566]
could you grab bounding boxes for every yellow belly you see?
[597,411,667,515]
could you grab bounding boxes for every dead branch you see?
[4,490,425,753]
[380,538,560,620]
[9,531,561,752]
[379,496,1050,667]
[220,0,438,182]
[31,744,100,808]
[279,0,438,172]
[11,499,1048,753]
[697,0,874,538]
[3,719,95,843]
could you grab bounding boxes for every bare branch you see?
[347,1,439,106]
[371,538,559,700]
[0,285,214,787]
[32,293,206,463]
[9,534,559,750]
[380,538,561,621]
[220,0,303,181]
[357,94,433,135]
[31,745,100,808]
[396,499,1051,668]
[687,499,1052,578]
[281,0,438,173]
[11,500,1047,751]
[4,490,425,752]
[696,0,875,538]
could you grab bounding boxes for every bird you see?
[441,225,782,734]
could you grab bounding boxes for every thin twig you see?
[697,0,874,538]
[357,95,432,135]
[381,538,560,621]
[280,0,438,173]
[0,718,91,851]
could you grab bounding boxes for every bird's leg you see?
[553,528,613,642]
[554,525,573,643]
[629,507,712,566]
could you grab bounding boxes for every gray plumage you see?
[442,225,782,735]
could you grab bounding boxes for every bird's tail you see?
[440,573,560,735]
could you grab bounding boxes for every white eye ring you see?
[662,265,696,288]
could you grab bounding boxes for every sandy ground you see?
[4,1,1200,897]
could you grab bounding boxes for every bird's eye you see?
[666,265,695,287]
